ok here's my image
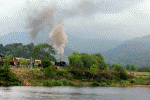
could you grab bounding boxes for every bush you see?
[120,72,128,80]
[89,81,100,86]
[9,82,20,86]
[130,79,135,84]
[80,53,94,69]
[56,70,67,76]
[43,80,62,86]
[112,64,126,73]
[44,65,56,78]
[84,71,93,79]
[69,69,85,79]
[60,79,70,86]
[43,79,75,86]
[68,52,84,70]
[100,82,107,86]
[42,59,52,68]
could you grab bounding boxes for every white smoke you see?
[49,23,67,57]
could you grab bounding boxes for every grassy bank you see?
[8,66,150,87]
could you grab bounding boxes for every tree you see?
[20,57,28,67]
[91,54,107,70]
[80,53,93,69]
[90,64,98,80]
[41,59,52,68]
[31,43,55,60]
[112,63,126,73]
[3,54,13,68]
[130,65,138,71]
[126,64,131,71]
[68,52,83,70]
[112,63,128,80]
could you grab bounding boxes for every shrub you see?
[40,68,44,72]
[100,82,107,86]
[43,80,62,86]
[43,80,51,86]
[56,70,67,76]
[44,65,56,78]
[42,59,52,68]
[100,71,115,80]
[60,79,69,86]
[68,52,84,70]
[69,69,85,79]
[89,81,100,86]
[130,79,135,84]
[80,53,94,69]
[120,72,128,80]
[84,71,93,79]
[112,64,126,73]
[9,82,20,86]
[68,81,75,86]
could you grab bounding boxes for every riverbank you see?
[9,68,150,87]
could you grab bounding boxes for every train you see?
[55,61,66,67]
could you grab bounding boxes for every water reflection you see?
[0,86,149,100]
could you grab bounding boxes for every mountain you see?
[102,34,150,67]
[66,35,123,54]
[0,32,125,64]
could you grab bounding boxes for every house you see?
[13,57,41,67]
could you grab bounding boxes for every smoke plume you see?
[25,0,96,56]
[25,0,96,40]
[49,23,67,56]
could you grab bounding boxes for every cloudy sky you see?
[0,0,150,45]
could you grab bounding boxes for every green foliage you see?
[126,64,131,71]
[0,43,34,59]
[56,70,67,76]
[137,66,150,72]
[112,64,126,73]
[20,57,27,66]
[91,54,107,70]
[44,65,56,78]
[126,64,138,71]
[60,79,68,86]
[130,79,135,84]
[42,59,52,68]
[31,43,55,60]
[100,82,107,86]
[9,82,20,86]
[68,52,84,69]
[89,81,100,86]
[80,53,93,69]
[33,64,38,68]
[43,79,75,86]
[0,68,20,86]
[3,54,13,68]
[90,64,98,75]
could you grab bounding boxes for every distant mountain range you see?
[102,34,150,67]
[1,32,150,67]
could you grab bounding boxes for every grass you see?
[9,68,150,86]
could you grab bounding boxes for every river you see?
[0,86,149,100]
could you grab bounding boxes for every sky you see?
[1,0,150,45]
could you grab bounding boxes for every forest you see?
[0,43,57,62]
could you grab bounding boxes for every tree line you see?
[0,43,57,62]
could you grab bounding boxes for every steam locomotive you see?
[55,61,66,67]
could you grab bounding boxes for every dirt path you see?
[128,73,150,76]
[11,69,31,86]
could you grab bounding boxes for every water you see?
[0,86,150,100]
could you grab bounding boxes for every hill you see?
[102,34,150,67]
